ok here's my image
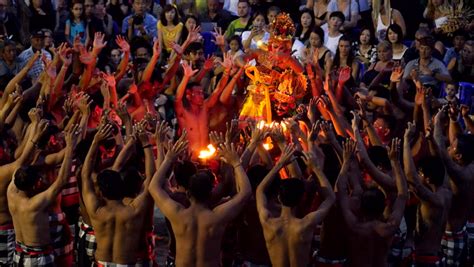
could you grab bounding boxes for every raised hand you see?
[101,72,116,87]
[154,120,171,145]
[182,61,198,78]
[460,104,470,118]
[390,66,404,83]
[187,25,202,44]
[6,90,22,107]
[63,95,74,116]
[270,124,286,144]
[153,38,161,57]
[209,131,225,147]
[217,52,233,72]
[225,119,240,144]
[28,107,43,123]
[307,98,318,124]
[342,138,356,163]
[302,150,320,170]
[320,120,336,142]
[76,92,92,114]
[166,131,189,160]
[134,120,150,145]
[211,27,225,46]
[33,119,50,142]
[93,32,107,51]
[448,102,459,121]
[338,66,351,84]
[25,51,41,69]
[94,123,114,141]
[203,55,215,71]
[308,121,321,142]
[115,36,130,53]
[276,143,296,166]
[116,102,130,123]
[65,124,82,149]
[58,43,72,66]
[351,110,361,130]
[217,142,241,167]
[404,121,416,141]
[79,46,95,65]
[387,137,401,161]
[171,41,183,56]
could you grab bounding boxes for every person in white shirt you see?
[326,0,359,31]
[324,11,344,55]
[241,11,270,52]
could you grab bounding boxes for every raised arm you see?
[81,123,113,214]
[386,138,408,230]
[213,142,252,222]
[220,66,244,105]
[131,121,155,207]
[141,38,160,83]
[32,124,81,209]
[256,144,295,221]
[148,133,188,221]
[301,150,335,227]
[114,36,130,81]
[175,61,198,114]
[403,122,444,207]
[205,53,232,109]
[49,44,72,109]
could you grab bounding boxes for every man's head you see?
[237,0,250,18]
[372,114,395,143]
[174,160,197,189]
[30,30,45,50]
[247,164,270,191]
[97,169,126,200]
[328,11,345,30]
[461,40,474,65]
[448,134,474,166]
[2,40,17,62]
[132,0,147,16]
[84,0,95,17]
[444,82,458,99]
[185,82,205,106]
[273,97,295,118]
[414,29,430,50]
[360,188,386,218]
[278,178,304,207]
[417,156,445,187]
[452,31,467,51]
[367,146,392,172]
[122,168,143,198]
[418,36,435,59]
[267,6,280,25]
[14,166,46,196]
[42,29,53,48]
[188,170,215,203]
[184,42,204,64]
[207,0,220,13]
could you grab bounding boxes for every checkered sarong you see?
[78,218,96,258]
[13,242,54,267]
[0,224,15,266]
[466,220,474,264]
[314,251,346,266]
[441,227,467,266]
[49,212,73,256]
[96,260,148,267]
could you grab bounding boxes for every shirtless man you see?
[81,122,154,266]
[0,109,47,266]
[7,122,80,267]
[404,121,452,266]
[337,139,408,267]
[175,58,232,158]
[149,137,252,267]
[256,144,335,267]
[433,107,474,266]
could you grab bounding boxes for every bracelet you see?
[142,144,152,149]
[232,163,242,169]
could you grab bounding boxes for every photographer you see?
[122,0,157,41]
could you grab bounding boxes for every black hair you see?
[359,25,376,45]
[14,166,42,192]
[329,11,345,23]
[184,42,203,55]
[122,168,143,198]
[97,169,126,200]
[295,9,315,42]
[454,134,474,165]
[310,26,325,45]
[174,160,197,189]
[332,35,354,71]
[360,187,386,218]
[250,10,269,26]
[375,114,396,133]
[188,170,215,203]
[179,15,200,44]
[247,164,270,191]
[368,85,391,100]
[160,4,180,26]
[279,178,305,207]
[417,156,445,187]
[385,24,404,44]
[367,146,392,171]
[69,0,86,24]
[228,35,243,50]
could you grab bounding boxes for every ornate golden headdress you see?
[269,13,296,44]
[438,0,474,36]
[273,69,307,105]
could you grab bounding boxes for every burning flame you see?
[198,144,216,159]
[263,142,273,150]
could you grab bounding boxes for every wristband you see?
[142,144,152,149]
[233,163,242,169]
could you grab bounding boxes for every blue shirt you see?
[122,13,157,38]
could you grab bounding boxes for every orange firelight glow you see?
[198,144,216,159]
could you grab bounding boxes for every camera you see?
[133,15,144,25]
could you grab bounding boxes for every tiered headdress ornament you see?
[269,13,296,50]
[438,0,474,36]
[273,69,307,106]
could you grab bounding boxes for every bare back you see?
[261,215,314,267]
[0,177,13,225]
[90,201,147,264]
[171,204,229,267]
[7,185,51,246]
